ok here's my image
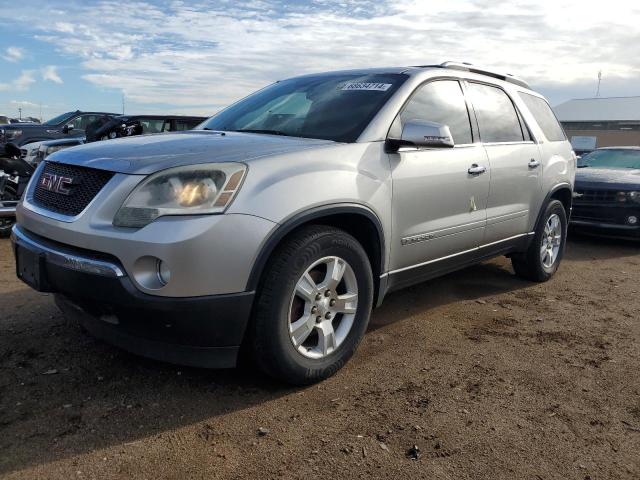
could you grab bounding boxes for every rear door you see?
[389,79,490,274]
[465,82,542,244]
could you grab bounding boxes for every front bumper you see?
[0,200,18,218]
[11,225,255,368]
[571,203,640,238]
[17,169,277,297]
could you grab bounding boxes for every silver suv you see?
[11,62,575,385]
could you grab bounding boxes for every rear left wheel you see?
[512,199,567,281]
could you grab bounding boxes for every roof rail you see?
[437,61,530,89]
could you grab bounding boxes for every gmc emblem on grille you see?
[39,172,75,195]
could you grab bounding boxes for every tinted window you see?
[396,80,473,144]
[139,119,169,133]
[71,114,102,130]
[44,112,75,126]
[176,120,200,131]
[200,73,407,143]
[467,83,524,143]
[519,92,566,142]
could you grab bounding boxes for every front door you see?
[389,79,490,274]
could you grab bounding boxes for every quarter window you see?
[467,83,524,143]
[395,80,473,145]
[519,92,566,142]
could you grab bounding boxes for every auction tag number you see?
[341,82,392,92]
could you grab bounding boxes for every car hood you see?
[1,123,55,132]
[575,167,640,190]
[45,131,336,174]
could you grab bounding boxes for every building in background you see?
[554,96,640,154]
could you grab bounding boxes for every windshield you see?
[44,112,76,126]
[198,73,407,142]
[578,149,640,169]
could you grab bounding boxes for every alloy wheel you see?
[540,213,562,269]
[288,256,358,359]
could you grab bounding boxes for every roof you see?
[291,62,530,88]
[554,96,640,122]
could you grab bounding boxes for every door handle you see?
[528,158,541,168]
[468,164,486,175]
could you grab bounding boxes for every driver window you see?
[71,115,98,131]
[393,80,473,145]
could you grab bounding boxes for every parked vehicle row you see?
[18,114,206,166]
[0,113,206,235]
[11,62,576,384]
[0,115,41,125]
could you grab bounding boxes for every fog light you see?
[157,260,171,285]
[627,215,638,225]
[132,256,169,290]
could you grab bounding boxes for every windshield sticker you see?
[341,82,392,92]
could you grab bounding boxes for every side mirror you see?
[387,120,455,150]
[62,124,74,134]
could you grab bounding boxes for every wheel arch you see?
[534,183,572,231]
[245,203,386,302]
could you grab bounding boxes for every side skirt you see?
[380,233,532,298]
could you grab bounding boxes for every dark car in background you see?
[25,115,207,165]
[90,115,206,141]
[571,147,640,238]
[0,110,117,153]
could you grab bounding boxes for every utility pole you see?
[39,102,42,122]
[18,107,22,120]
[596,70,602,97]
[122,92,125,114]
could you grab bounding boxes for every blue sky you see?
[1,0,638,122]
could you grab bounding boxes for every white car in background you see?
[20,137,85,166]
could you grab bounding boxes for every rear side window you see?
[519,92,566,142]
[467,83,524,143]
[397,80,473,144]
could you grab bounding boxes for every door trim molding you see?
[388,231,533,276]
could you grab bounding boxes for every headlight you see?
[44,145,68,157]
[4,129,22,140]
[113,162,247,228]
[617,191,640,204]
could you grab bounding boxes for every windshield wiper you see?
[230,129,289,136]
[577,165,590,168]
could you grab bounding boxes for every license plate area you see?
[15,245,51,292]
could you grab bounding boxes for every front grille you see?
[32,162,114,216]
[573,189,618,204]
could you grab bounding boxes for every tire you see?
[511,199,567,282]
[0,184,18,238]
[0,217,15,238]
[250,225,374,385]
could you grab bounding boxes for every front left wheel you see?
[249,225,374,385]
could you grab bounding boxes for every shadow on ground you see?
[0,233,637,474]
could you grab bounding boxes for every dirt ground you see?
[0,232,639,480]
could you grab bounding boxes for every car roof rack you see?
[432,61,530,89]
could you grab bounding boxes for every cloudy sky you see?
[0,0,638,121]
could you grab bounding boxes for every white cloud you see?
[0,70,36,92]
[42,65,63,84]
[10,100,41,108]
[2,46,24,62]
[1,0,639,111]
